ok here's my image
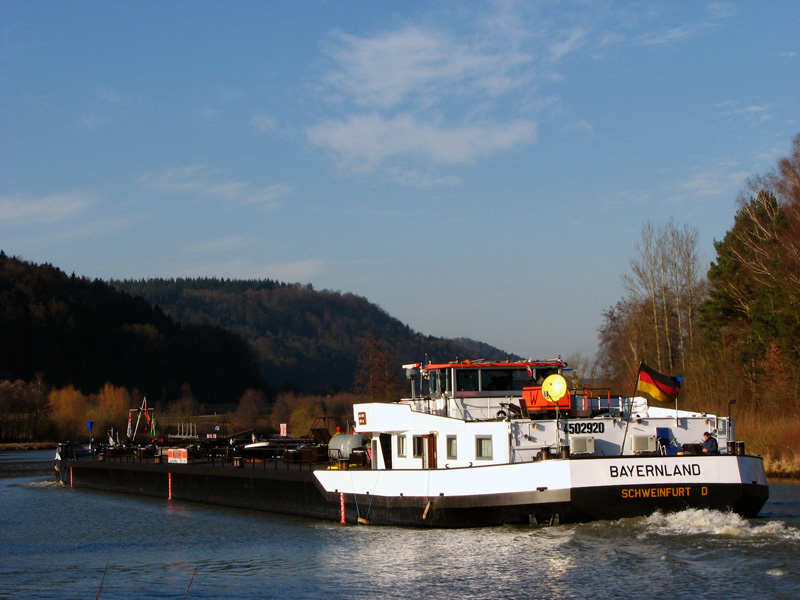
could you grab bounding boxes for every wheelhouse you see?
[417,360,565,398]
[402,359,571,421]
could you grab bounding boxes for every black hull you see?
[60,460,341,521]
[56,458,769,528]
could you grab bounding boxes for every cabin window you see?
[480,369,513,391]
[428,372,439,395]
[412,436,424,458]
[476,436,493,460]
[446,435,458,460]
[534,367,559,384]
[456,369,479,391]
[397,435,406,458]
[428,370,452,395]
[481,368,533,391]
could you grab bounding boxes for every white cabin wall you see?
[380,420,511,470]
[355,399,734,472]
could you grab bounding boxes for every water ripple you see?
[1,456,798,600]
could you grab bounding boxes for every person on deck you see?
[702,432,718,454]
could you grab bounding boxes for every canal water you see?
[1,450,798,600]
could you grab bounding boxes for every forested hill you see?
[110,278,514,394]
[0,253,264,405]
[0,253,515,404]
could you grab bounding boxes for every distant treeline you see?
[0,253,264,407]
[109,278,512,395]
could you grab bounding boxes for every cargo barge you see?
[56,359,768,527]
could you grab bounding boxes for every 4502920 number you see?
[566,422,605,434]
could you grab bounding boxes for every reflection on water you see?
[1,453,798,600]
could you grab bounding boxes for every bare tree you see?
[621,220,703,374]
[353,333,403,402]
[29,373,50,440]
[565,353,600,389]
[234,388,269,430]
[667,220,704,369]
[623,222,664,370]
[598,300,648,390]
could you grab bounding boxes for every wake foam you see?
[19,479,60,489]
[642,508,800,539]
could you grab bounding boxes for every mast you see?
[130,396,153,441]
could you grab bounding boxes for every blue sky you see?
[2,1,798,362]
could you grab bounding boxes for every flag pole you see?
[675,394,678,426]
[619,363,643,456]
[628,362,644,421]
[674,378,683,426]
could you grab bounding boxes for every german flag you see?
[637,363,681,403]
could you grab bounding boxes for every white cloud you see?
[550,27,588,61]
[137,164,291,208]
[598,31,626,48]
[637,22,716,47]
[636,3,733,48]
[310,8,613,182]
[0,192,90,225]
[734,105,768,115]
[309,3,741,183]
[308,113,537,171]
[322,25,526,109]
[717,102,773,123]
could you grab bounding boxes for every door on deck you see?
[422,434,437,469]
